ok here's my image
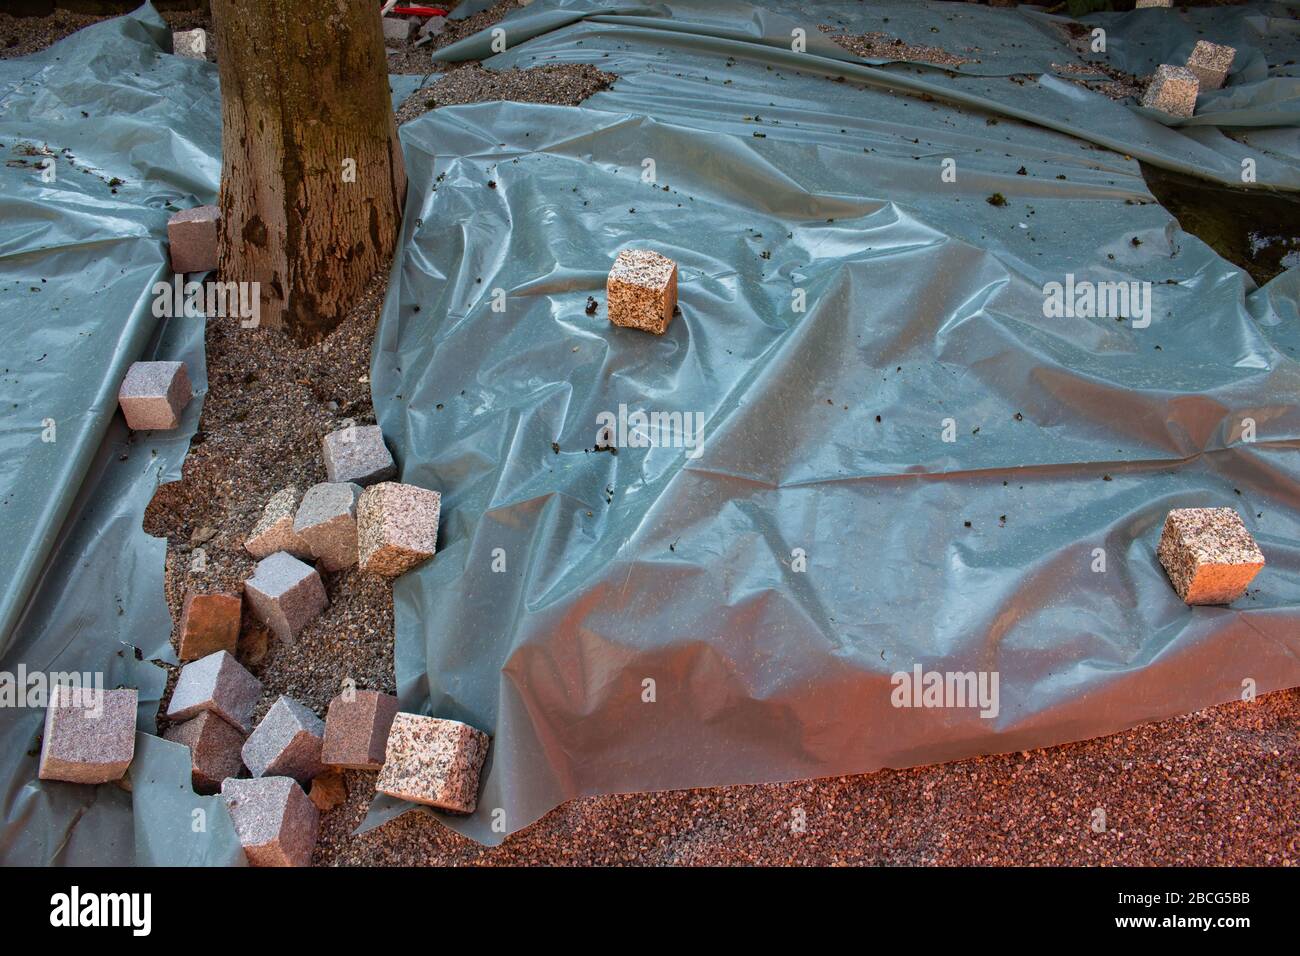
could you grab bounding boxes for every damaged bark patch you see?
[242,214,268,248]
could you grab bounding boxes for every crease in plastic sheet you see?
[372,0,1300,844]
[0,4,424,865]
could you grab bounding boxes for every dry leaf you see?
[310,771,347,811]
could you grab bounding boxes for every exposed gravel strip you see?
[819,25,976,70]
[145,271,396,730]
[424,0,527,55]
[1053,18,1145,101]
[396,62,617,124]
[0,10,99,58]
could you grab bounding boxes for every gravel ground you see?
[819,25,976,69]
[144,270,396,731]
[319,688,1299,865]
[0,9,101,57]
[395,62,617,124]
[387,0,617,123]
[1053,19,1146,101]
[12,1,1299,868]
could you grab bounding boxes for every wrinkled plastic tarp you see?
[1,0,1298,861]
[371,0,1300,843]
[429,0,1300,187]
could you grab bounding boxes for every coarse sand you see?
[395,62,618,124]
[818,25,976,69]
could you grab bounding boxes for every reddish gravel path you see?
[318,688,1299,865]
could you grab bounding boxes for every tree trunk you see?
[210,0,406,342]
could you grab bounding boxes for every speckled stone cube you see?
[243,552,328,643]
[375,713,489,814]
[1135,0,1171,7]
[1157,507,1265,605]
[418,15,447,39]
[321,424,396,486]
[166,650,263,734]
[118,360,192,431]
[357,482,441,578]
[163,710,245,794]
[177,592,241,661]
[222,776,319,867]
[167,205,220,274]
[172,28,211,60]
[1187,40,1234,91]
[1141,64,1199,118]
[293,482,363,571]
[244,486,312,560]
[38,686,137,784]
[322,690,400,770]
[242,695,325,785]
[382,16,413,45]
[606,249,678,335]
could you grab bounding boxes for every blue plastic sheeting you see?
[0,10,220,651]
[370,0,1300,843]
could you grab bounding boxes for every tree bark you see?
[210,0,406,342]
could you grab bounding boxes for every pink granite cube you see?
[322,689,399,770]
[38,685,137,784]
[375,713,489,814]
[1187,40,1234,92]
[177,592,241,661]
[606,249,678,335]
[244,486,312,561]
[118,360,192,431]
[357,482,441,578]
[1157,507,1265,605]
[243,552,328,643]
[166,650,263,733]
[222,776,319,867]
[1141,64,1199,118]
[242,695,325,785]
[321,424,396,486]
[163,710,245,794]
[167,205,220,274]
[293,482,363,571]
[172,27,211,61]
